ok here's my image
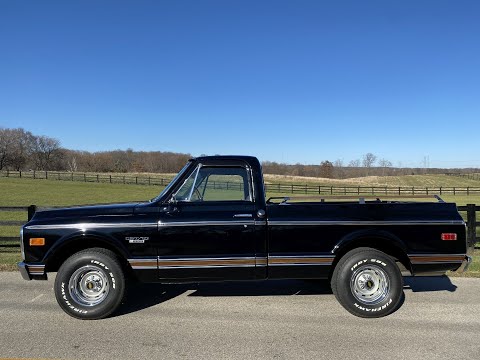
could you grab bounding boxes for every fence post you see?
[440,186,442,195]
[28,205,37,221]
[398,186,401,195]
[330,186,333,195]
[110,175,112,183]
[19,171,22,178]
[291,184,293,194]
[33,170,36,179]
[84,173,86,182]
[136,177,138,185]
[454,187,456,195]
[467,187,470,196]
[45,171,48,179]
[467,204,477,248]
[6,170,9,177]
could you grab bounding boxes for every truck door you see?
[156,161,262,281]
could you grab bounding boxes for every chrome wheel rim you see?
[350,264,390,305]
[68,265,110,307]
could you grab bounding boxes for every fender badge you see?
[126,237,149,244]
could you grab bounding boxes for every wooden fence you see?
[3,169,480,196]
[1,203,479,251]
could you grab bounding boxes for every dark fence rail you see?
[4,170,480,196]
[1,203,479,250]
[264,184,480,196]
[0,170,173,186]
[446,173,480,181]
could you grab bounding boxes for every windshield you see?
[150,161,192,202]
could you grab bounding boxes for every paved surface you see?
[0,272,479,360]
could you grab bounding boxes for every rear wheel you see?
[54,248,125,320]
[331,247,404,318]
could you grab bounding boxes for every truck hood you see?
[30,202,142,222]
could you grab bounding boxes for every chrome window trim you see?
[187,164,201,201]
[175,163,253,203]
[152,161,192,202]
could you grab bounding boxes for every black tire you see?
[331,247,404,318]
[54,248,125,320]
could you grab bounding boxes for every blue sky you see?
[1,1,480,168]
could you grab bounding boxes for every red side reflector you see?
[441,233,457,241]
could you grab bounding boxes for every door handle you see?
[233,214,253,218]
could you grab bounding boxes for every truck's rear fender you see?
[43,231,132,273]
[331,229,412,276]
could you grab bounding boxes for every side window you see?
[174,166,251,202]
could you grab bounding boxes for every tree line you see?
[0,127,190,173]
[1,127,477,178]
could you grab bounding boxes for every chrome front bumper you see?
[17,262,47,280]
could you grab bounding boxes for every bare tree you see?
[31,135,61,170]
[348,159,361,167]
[362,153,377,175]
[0,128,35,170]
[9,129,35,170]
[0,128,12,170]
[67,156,78,172]
[379,158,393,178]
[362,153,377,168]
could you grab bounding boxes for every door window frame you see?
[171,162,254,204]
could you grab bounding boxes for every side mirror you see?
[161,196,179,214]
[168,195,178,205]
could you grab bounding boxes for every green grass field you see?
[1,176,479,276]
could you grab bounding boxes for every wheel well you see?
[331,238,412,279]
[45,237,132,275]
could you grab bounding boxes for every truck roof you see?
[191,155,259,163]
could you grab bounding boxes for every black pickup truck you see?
[18,155,472,319]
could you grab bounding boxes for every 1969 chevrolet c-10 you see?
[18,155,473,319]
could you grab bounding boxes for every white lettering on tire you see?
[354,298,393,312]
[61,282,88,314]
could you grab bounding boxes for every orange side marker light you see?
[29,238,45,246]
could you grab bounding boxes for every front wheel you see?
[331,247,404,318]
[54,248,125,320]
